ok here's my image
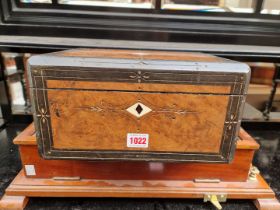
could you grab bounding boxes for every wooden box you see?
[28,49,250,163]
[14,123,259,182]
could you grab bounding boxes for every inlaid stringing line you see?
[221,92,234,155]
[41,70,53,150]
[33,71,45,150]
[41,70,48,114]
[232,75,237,94]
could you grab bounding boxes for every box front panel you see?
[47,87,229,154]
[30,66,247,162]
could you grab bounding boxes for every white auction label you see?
[25,165,36,176]
[127,133,149,148]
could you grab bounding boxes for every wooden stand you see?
[0,194,29,210]
[1,170,279,210]
[1,124,280,210]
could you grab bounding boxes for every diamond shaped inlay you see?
[126,102,152,118]
[136,104,143,114]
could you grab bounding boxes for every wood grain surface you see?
[254,198,280,210]
[47,88,229,153]
[46,80,231,94]
[14,124,260,150]
[29,49,249,162]
[0,195,29,210]
[14,124,259,182]
[6,170,275,199]
[58,49,226,62]
[18,145,255,181]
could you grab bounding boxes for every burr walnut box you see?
[28,49,250,163]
